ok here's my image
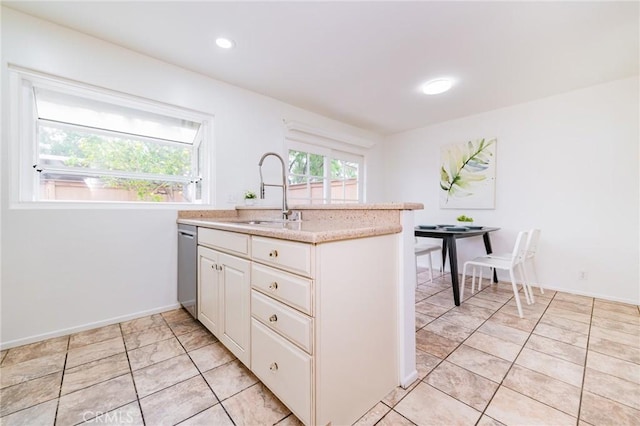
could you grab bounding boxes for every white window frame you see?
[8,66,214,209]
[287,141,365,204]
[285,121,368,204]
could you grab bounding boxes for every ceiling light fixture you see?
[215,37,235,49]
[421,78,454,95]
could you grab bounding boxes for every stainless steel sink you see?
[233,219,302,229]
[236,220,287,225]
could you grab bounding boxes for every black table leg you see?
[446,236,460,306]
[441,238,448,271]
[482,233,499,283]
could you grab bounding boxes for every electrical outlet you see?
[578,271,588,280]
[226,193,238,203]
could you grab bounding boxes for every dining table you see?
[414,225,501,306]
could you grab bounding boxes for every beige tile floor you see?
[1,270,639,425]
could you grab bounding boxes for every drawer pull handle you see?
[269,282,278,291]
[270,362,278,372]
[269,249,278,258]
[269,314,278,323]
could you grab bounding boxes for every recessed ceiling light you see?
[421,78,454,95]
[215,37,235,49]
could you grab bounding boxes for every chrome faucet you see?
[258,152,291,220]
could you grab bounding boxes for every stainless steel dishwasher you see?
[177,224,197,319]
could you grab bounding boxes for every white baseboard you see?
[425,268,639,306]
[539,285,639,306]
[0,302,182,350]
[400,370,419,389]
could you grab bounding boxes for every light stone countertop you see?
[177,202,423,244]
[235,202,424,211]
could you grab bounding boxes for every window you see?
[287,141,364,204]
[10,68,211,205]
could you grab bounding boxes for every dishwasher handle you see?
[179,230,196,239]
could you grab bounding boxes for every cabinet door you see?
[251,319,312,425]
[198,246,220,336]
[219,252,251,367]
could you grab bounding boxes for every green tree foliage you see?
[39,126,192,201]
[288,150,324,184]
[288,150,358,184]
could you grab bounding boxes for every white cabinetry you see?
[250,234,398,426]
[252,236,312,276]
[250,237,315,425]
[197,227,399,426]
[197,229,251,366]
[218,251,250,365]
[197,246,220,335]
[252,263,313,315]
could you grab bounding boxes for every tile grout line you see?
[482,292,640,422]
[372,407,417,426]
[400,282,626,425]
[68,323,148,423]
[420,284,506,421]
[119,321,147,426]
[470,288,558,424]
[52,335,70,426]
[575,297,596,425]
[55,323,154,425]
[60,330,136,424]
[141,313,205,424]
[0,337,81,421]
[545,321,639,413]
[120,316,231,405]
[128,312,215,422]
[163,311,238,426]
[418,277,569,424]
[59,318,175,424]
[474,287,556,423]
[2,291,637,426]
[413,277,519,420]
[165,312,262,426]
[570,299,640,419]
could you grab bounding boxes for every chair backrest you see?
[509,231,530,266]
[525,229,541,259]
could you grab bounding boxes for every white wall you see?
[380,76,639,304]
[2,7,637,349]
[0,8,381,347]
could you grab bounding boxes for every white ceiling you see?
[5,1,639,135]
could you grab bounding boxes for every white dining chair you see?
[460,231,531,318]
[524,229,543,295]
[481,228,543,302]
[415,240,440,284]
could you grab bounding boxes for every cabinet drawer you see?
[199,228,249,257]
[252,291,313,354]
[252,236,312,277]
[251,319,312,425]
[251,263,312,315]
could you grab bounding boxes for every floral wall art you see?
[440,138,497,209]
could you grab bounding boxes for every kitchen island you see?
[178,203,422,425]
